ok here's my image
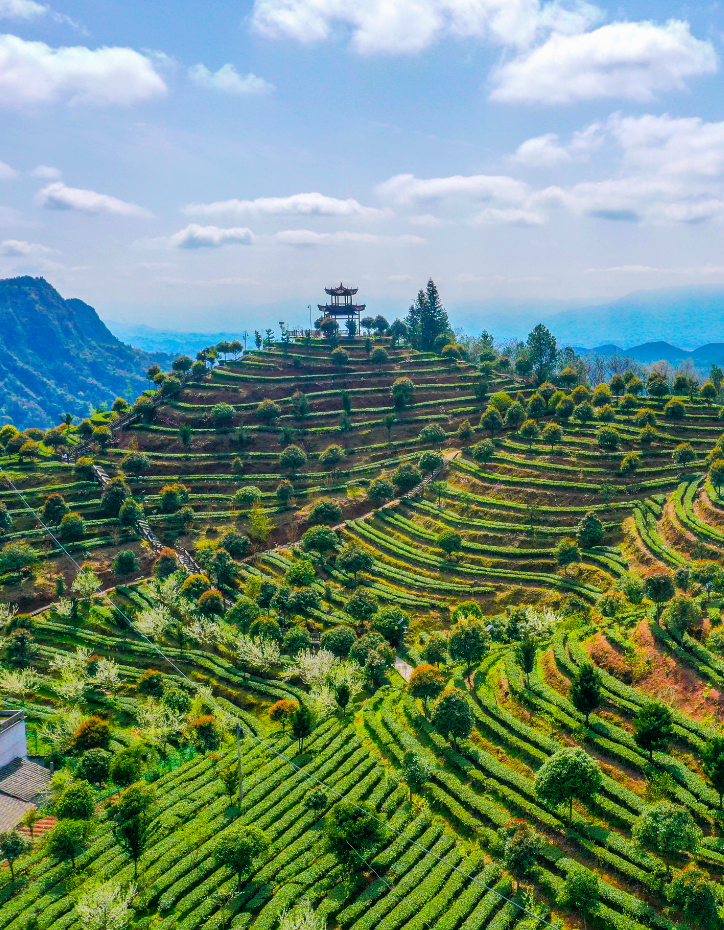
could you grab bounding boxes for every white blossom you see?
[50,645,92,679]
[284,649,363,716]
[233,634,280,672]
[72,569,101,600]
[0,668,41,701]
[52,673,86,704]
[153,575,184,609]
[135,605,172,640]
[278,900,326,930]
[135,699,185,749]
[0,602,18,629]
[185,615,225,647]
[75,881,136,930]
[40,707,85,752]
[54,597,74,619]
[94,657,122,694]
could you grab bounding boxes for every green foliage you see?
[324,801,386,881]
[448,617,488,672]
[569,662,601,723]
[431,688,473,748]
[634,801,701,872]
[320,625,356,658]
[213,823,269,890]
[634,701,674,760]
[308,497,342,525]
[534,747,602,822]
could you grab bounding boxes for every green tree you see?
[502,822,540,892]
[320,625,356,658]
[515,638,537,687]
[56,781,95,820]
[370,605,409,647]
[346,588,377,626]
[0,830,31,881]
[382,412,396,442]
[431,689,473,748]
[702,736,724,809]
[422,632,448,666]
[403,751,431,801]
[577,511,603,548]
[569,662,601,724]
[279,444,307,475]
[555,537,580,573]
[212,402,234,429]
[519,418,540,449]
[448,618,488,674]
[526,393,546,420]
[643,568,675,620]
[559,866,599,930]
[407,663,445,715]
[392,462,421,493]
[633,801,701,875]
[504,402,526,432]
[324,801,385,883]
[526,324,557,383]
[213,824,269,891]
[634,701,674,761]
[668,868,720,929]
[391,377,415,411]
[290,703,314,753]
[405,279,450,351]
[673,442,696,469]
[534,747,602,823]
[46,820,91,869]
[481,405,503,436]
[596,426,620,451]
[437,529,462,560]
[121,451,150,479]
[542,422,562,451]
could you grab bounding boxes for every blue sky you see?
[0,0,723,330]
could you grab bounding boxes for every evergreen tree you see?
[526,324,558,384]
[570,662,601,724]
[406,279,450,350]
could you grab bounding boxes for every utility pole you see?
[242,330,248,351]
[236,722,244,805]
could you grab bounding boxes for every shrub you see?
[635,407,657,428]
[220,530,250,558]
[368,477,394,501]
[392,462,421,493]
[102,477,130,516]
[331,347,350,366]
[391,377,415,410]
[198,589,224,616]
[370,347,388,364]
[234,486,262,509]
[74,456,96,480]
[121,451,151,479]
[72,716,111,752]
[59,512,85,541]
[665,399,686,420]
[43,493,69,525]
[596,426,620,451]
[279,444,308,473]
[76,748,111,785]
[320,625,357,657]
[159,483,190,513]
[226,596,260,631]
[301,526,339,554]
[212,402,235,429]
[181,573,212,599]
[118,498,143,527]
[153,548,179,579]
[489,391,513,413]
[471,439,495,463]
[112,550,139,575]
[418,423,446,446]
[319,444,344,466]
[256,398,281,424]
[308,498,342,525]
[419,449,444,473]
[55,781,95,820]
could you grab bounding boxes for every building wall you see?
[0,719,27,768]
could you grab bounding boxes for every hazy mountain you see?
[106,322,250,358]
[544,286,724,347]
[0,276,169,430]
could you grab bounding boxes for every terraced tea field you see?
[1,335,724,930]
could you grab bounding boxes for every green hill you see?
[1,332,724,930]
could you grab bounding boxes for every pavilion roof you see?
[325,283,358,296]
[318,304,366,314]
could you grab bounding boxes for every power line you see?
[0,465,557,929]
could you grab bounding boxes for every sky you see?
[0,0,723,331]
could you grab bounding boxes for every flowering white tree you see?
[0,602,18,630]
[135,700,185,752]
[278,900,326,930]
[283,649,363,715]
[54,598,74,620]
[94,657,122,695]
[233,635,280,673]
[50,646,92,679]
[0,668,41,702]
[41,707,85,754]
[135,605,172,640]
[75,881,136,930]
[518,607,560,643]
[153,576,184,609]
[72,569,101,601]
[185,615,225,647]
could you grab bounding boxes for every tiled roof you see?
[0,793,33,833]
[0,757,51,804]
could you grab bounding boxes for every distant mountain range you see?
[0,277,169,429]
[579,340,724,374]
[106,322,248,358]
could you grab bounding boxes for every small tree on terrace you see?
[391,377,415,411]
[702,736,724,809]
[418,423,446,447]
[634,801,701,876]
[403,751,431,801]
[542,422,562,451]
[212,403,234,430]
[431,689,473,748]
[620,450,641,479]
[569,662,601,724]
[534,747,602,823]
[634,701,674,762]
[519,419,540,449]
[46,820,91,870]
[407,664,445,716]
[560,866,599,930]
[121,451,150,480]
[269,699,299,734]
[504,402,526,432]
[643,568,675,620]
[392,462,421,494]
[324,801,385,885]
[256,398,281,425]
[596,426,620,452]
[526,393,546,420]
[577,511,603,548]
[422,632,448,666]
[0,830,31,881]
[279,444,307,475]
[673,442,696,470]
[502,822,541,892]
[515,638,537,687]
[337,543,373,580]
[481,405,503,437]
[448,617,488,674]
[213,824,269,891]
[555,537,580,574]
[526,324,557,383]
[437,529,462,561]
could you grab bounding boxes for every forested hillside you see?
[0,277,168,429]
[1,312,724,930]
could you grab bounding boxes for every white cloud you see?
[275,229,424,245]
[251,0,601,54]
[0,0,45,19]
[30,164,61,179]
[511,133,571,167]
[491,20,717,104]
[188,63,273,95]
[0,34,167,108]
[184,191,388,219]
[1,238,57,255]
[37,181,152,217]
[608,113,724,177]
[376,171,529,207]
[0,160,16,179]
[170,224,254,248]
[470,206,545,225]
